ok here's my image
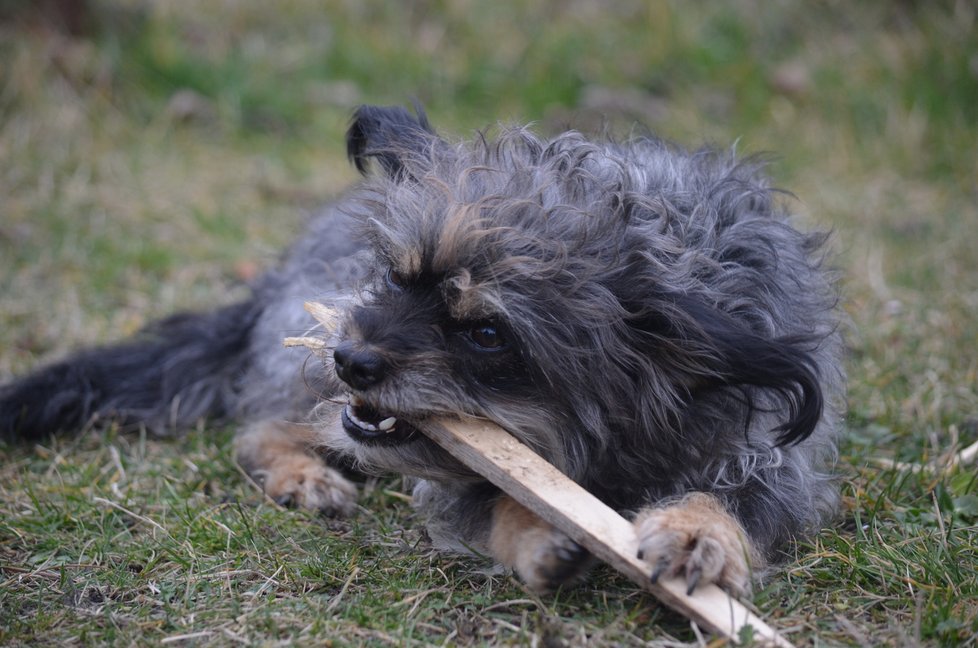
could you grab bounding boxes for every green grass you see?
[1,1,976,645]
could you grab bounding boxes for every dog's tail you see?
[0,300,261,441]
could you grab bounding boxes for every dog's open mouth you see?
[341,395,420,446]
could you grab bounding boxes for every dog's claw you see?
[649,557,669,584]
[686,564,702,595]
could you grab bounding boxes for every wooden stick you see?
[423,417,793,647]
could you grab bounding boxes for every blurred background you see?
[0,1,976,644]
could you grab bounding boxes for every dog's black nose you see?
[333,341,388,390]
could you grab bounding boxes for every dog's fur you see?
[1,106,844,595]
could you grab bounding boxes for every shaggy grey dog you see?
[1,106,844,595]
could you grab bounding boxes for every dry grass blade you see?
[282,303,340,354]
[304,302,340,332]
[283,336,327,351]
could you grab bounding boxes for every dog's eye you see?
[468,324,506,350]
[386,268,406,290]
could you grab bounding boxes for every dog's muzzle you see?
[334,341,420,446]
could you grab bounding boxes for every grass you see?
[1,1,976,645]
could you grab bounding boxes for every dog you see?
[0,105,844,596]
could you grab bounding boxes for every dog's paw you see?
[633,492,756,597]
[257,453,358,518]
[235,420,359,518]
[488,496,591,592]
[515,527,590,592]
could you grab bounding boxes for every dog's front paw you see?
[489,497,591,592]
[257,453,358,517]
[633,492,757,597]
[235,421,359,517]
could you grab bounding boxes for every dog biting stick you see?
[287,302,792,646]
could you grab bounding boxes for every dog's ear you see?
[711,329,824,447]
[346,104,438,179]
[686,297,824,446]
[636,293,824,447]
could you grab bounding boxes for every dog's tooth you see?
[378,417,397,431]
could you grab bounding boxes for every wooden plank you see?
[423,417,793,647]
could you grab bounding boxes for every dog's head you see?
[324,105,827,486]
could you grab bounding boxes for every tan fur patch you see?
[234,420,358,517]
[398,247,423,278]
[633,492,760,597]
[443,269,501,322]
[488,496,590,592]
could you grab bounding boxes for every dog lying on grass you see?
[0,105,844,596]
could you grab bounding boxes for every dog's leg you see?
[633,492,760,597]
[488,495,592,592]
[234,420,358,517]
